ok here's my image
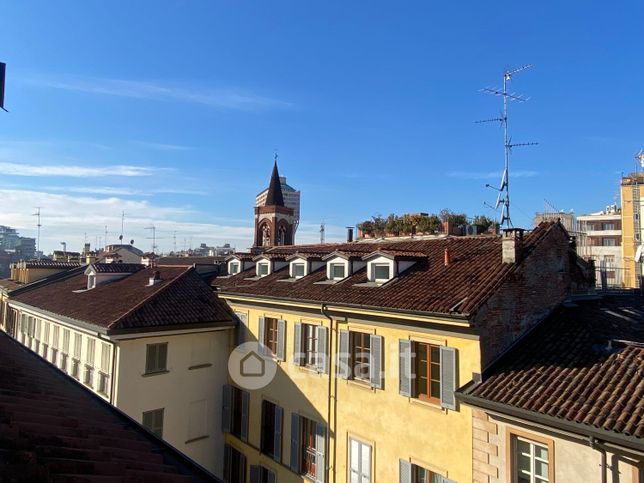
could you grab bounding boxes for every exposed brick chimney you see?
[444,248,450,266]
[502,228,524,264]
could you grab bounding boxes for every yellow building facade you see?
[620,172,644,288]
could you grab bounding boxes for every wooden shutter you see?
[224,444,232,482]
[241,390,250,441]
[237,451,247,483]
[249,465,260,483]
[258,317,266,354]
[222,384,232,433]
[369,334,383,389]
[399,459,412,483]
[277,319,286,361]
[158,343,168,370]
[399,339,412,397]
[267,468,276,483]
[293,323,302,366]
[338,330,350,379]
[290,413,300,472]
[440,346,457,410]
[273,405,283,462]
[316,326,328,374]
[315,422,326,483]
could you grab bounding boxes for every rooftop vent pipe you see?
[346,227,354,243]
[148,270,162,286]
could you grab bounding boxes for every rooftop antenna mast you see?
[145,225,157,254]
[478,64,537,228]
[32,207,41,257]
[119,211,125,243]
[320,222,325,244]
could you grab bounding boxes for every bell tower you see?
[253,158,296,251]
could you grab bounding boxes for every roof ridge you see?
[107,266,194,329]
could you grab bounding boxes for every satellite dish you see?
[130,239,134,245]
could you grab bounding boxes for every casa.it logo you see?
[227,342,277,390]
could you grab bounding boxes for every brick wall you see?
[473,225,584,367]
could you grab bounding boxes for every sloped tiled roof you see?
[214,223,566,316]
[460,295,644,444]
[158,256,225,265]
[24,261,82,269]
[0,332,218,481]
[90,263,144,274]
[13,266,233,332]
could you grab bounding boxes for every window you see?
[86,338,96,366]
[229,262,240,275]
[72,333,82,379]
[602,238,616,246]
[263,317,279,355]
[88,274,96,289]
[223,385,249,441]
[261,400,283,460]
[42,322,50,358]
[602,222,615,230]
[84,365,94,387]
[142,408,164,438]
[349,438,371,483]
[512,435,552,483]
[145,343,168,374]
[400,461,451,483]
[352,332,371,382]
[224,444,246,483]
[301,417,317,478]
[292,263,306,278]
[415,342,441,403]
[330,263,345,280]
[258,263,269,277]
[372,264,390,282]
[235,312,248,346]
[250,465,276,483]
[303,324,319,368]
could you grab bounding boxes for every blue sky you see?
[1,1,642,253]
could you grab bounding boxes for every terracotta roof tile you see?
[89,263,144,274]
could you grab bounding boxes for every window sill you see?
[188,363,212,370]
[409,397,445,412]
[185,435,209,444]
[142,369,170,377]
[346,378,375,392]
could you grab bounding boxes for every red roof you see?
[459,294,644,446]
[13,266,233,332]
[0,332,218,481]
[215,223,568,316]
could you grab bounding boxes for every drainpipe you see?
[321,303,333,483]
[590,436,607,483]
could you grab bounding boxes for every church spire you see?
[265,156,285,207]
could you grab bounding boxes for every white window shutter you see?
[277,319,286,361]
[399,339,412,397]
[258,316,266,354]
[440,346,457,410]
[222,384,232,433]
[316,326,328,374]
[290,413,300,472]
[241,390,250,441]
[315,423,326,483]
[236,313,247,346]
[273,405,283,462]
[369,334,383,389]
[399,459,412,483]
[338,330,350,379]
[249,465,260,483]
[293,323,302,366]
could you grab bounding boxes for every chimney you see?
[502,228,524,264]
[148,270,162,286]
[346,227,354,243]
[444,248,450,266]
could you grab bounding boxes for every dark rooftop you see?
[158,256,225,266]
[458,294,644,448]
[89,263,144,274]
[0,332,218,482]
[264,160,285,207]
[24,261,82,269]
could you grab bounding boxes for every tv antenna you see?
[119,211,125,243]
[478,64,538,228]
[320,222,325,244]
[32,207,41,257]
[145,225,157,254]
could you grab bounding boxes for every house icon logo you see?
[228,342,277,390]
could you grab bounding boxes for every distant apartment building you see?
[620,171,644,288]
[533,211,577,234]
[577,204,624,288]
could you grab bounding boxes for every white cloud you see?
[131,141,194,151]
[26,75,292,111]
[0,162,160,178]
[445,170,538,180]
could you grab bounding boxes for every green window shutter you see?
[290,413,300,472]
[158,343,167,371]
[145,344,156,373]
[315,422,326,483]
[222,384,232,433]
[273,405,283,462]
[399,459,412,483]
[277,319,286,361]
[293,323,302,365]
[369,334,383,389]
[249,465,260,483]
[399,339,412,397]
[258,317,266,355]
[241,390,250,441]
[440,346,457,410]
[338,330,350,379]
[316,326,328,374]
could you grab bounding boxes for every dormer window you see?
[372,264,390,282]
[330,263,345,280]
[229,261,240,275]
[292,263,306,279]
[87,274,96,290]
[257,262,270,277]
